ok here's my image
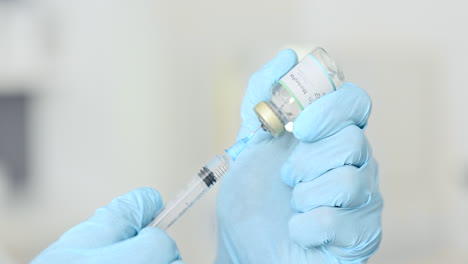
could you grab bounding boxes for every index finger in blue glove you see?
[240,49,298,133]
[56,187,163,248]
[293,82,372,143]
[281,125,371,187]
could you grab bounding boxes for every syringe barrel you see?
[149,154,231,230]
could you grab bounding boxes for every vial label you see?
[279,54,335,110]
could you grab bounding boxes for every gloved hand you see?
[33,188,185,264]
[216,50,382,263]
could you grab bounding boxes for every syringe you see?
[148,128,259,230]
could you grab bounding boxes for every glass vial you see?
[254,47,345,137]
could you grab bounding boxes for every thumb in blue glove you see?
[33,187,185,264]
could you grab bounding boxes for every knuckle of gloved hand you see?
[359,87,372,109]
[289,208,336,248]
[345,82,371,105]
[341,126,369,165]
[331,166,372,208]
[331,189,353,209]
[352,85,372,126]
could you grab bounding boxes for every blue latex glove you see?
[33,188,185,264]
[216,50,382,263]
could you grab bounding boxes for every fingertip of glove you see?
[276,49,298,60]
[278,49,298,64]
[290,195,300,213]
[267,49,298,74]
[280,162,296,187]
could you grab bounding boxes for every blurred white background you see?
[1,0,467,263]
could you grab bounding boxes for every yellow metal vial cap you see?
[254,101,285,137]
